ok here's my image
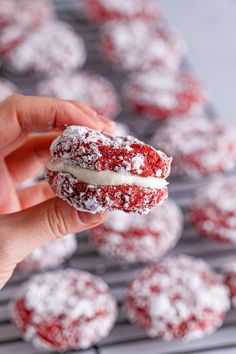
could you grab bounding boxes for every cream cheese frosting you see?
[47,158,168,189]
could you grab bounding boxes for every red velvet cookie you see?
[191,177,236,244]
[17,234,77,272]
[0,0,55,56]
[124,255,230,341]
[125,69,208,120]
[91,199,183,263]
[45,125,171,214]
[100,20,186,71]
[223,258,236,307]
[11,269,117,351]
[0,78,17,101]
[152,117,236,178]
[6,22,86,75]
[36,72,120,119]
[85,0,161,22]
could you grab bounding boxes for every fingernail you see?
[104,121,116,135]
[79,212,104,225]
[95,120,105,132]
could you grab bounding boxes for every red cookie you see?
[91,199,183,263]
[0,78,17,101]
[6,22,86,75]
[191,177,236,244]
[223,258,236,307]
[11,269,117,351]
[0,0,55,56]
[17,234,77,272]
[85,0,161,22]
[100,20,186,71]
[124,255,230,341]
[45,125,171,214]
[36,72,120,119]
[125,69,208,121]
[152,117,236,178]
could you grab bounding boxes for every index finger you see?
[0,94,106,153]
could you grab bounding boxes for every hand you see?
[0,94,114,289]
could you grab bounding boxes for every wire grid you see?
[0,1,236,353]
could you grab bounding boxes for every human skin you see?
[0,94,115,289]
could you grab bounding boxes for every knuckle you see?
[46,199,70,238]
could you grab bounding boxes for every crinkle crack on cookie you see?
[125,255,230,341]
[45,125,172,214]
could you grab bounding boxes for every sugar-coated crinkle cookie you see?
[45,125,171,214]
[100,20,186,71]
[125,69,208,121]
[0,0,55,56]
[11,269,117,351]
[36,72,120,119]
[124,255,230,341]
[152,116,236,178]
[5,22,86,75]
[85,0,161,22]
[0,78,17,101]
[223,257,236,307]
[191,177,236,244]
[91,199,183,263]
[17,234,77,272]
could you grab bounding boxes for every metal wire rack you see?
[0,1,236,353]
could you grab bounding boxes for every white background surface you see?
[159,0,236,125]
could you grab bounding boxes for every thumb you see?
[0,198,106,288]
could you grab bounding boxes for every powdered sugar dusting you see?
[125,255,230,341]
[91,199,183,263]
[17,234,77,271]
[0,0,54,56]
[7,22,86,75]
[11,269,117,350]
[46,169,168,214]
[191,177,236,243]
[36,71,120,118]
[223,257,236,308]
[101,20,186,71]
[152,116,236,177]
[125,69,207,120]
[0,0,54,28]
[50,125,171,179]
[99,0,159,17]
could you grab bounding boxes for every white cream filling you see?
[47,159,168,189]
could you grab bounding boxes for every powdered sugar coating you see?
[17,234,77,272]
[47,126,171,214]
[11,269,117,350]
[152,117,236,178]
[91,199,183,263]
[6,22,86,75]
[101,20,186,71]
[45,170,168,214]
[36,71,120,118]
[0,78,17,101]
[223,257,236,308]
[191,177,236,244]
[50,125,171,179]
[0,0,54,28]
[0,0,55,56]
[125,255,230,341]
[85,0,161,22]
[125,69,208,120]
